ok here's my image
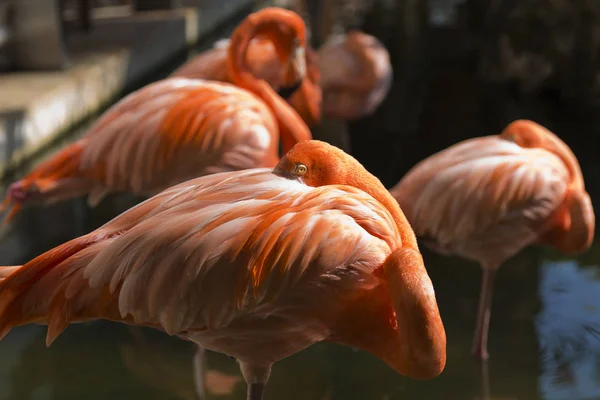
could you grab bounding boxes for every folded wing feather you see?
[0,169,398,345]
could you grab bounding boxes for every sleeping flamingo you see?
[171,34,322,128]
[318,30,392,120]
[173,28,392,123]
[0,140,446,400]
[390,119,595,360]
[0,7,312,222]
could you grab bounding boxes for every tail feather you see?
[0,232,114,344]
[1,141,100,224]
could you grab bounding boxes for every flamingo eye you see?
[291,163,307,175]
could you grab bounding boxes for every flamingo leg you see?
[239,362,270,400]
[480,356,491,399]
[193,346,206,400]
[247,383,264,400]
[471,268,497,360]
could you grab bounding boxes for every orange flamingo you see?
[0,140,446,400]
[171,32,322,127]
[318,30,392,120]
[0,7,312,222]
[390,119,595,360]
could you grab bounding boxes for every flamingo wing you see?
[79,78,279,195]
[0,169,399,347]
[391,137,570,266]
[169,39,232,82]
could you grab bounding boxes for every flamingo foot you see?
[0,181,40,224]
[0,193,10,213]
[7,181,41,203]
[2,204,21,225]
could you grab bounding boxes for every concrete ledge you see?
[0,49,129,169]
[0,0,257,178]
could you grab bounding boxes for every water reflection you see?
[536,260,600,400]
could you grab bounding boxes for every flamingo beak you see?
[290,43,307,82]
[277,40,306,99]
[276,81,302,100]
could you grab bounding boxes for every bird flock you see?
[0,6,594,400]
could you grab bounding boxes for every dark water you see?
[2,1,600,399]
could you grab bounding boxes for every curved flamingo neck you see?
[344,163,419,249]
[546,135,585,190]
[227,8,312,154]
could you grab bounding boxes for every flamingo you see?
[0,7,312,223]
[172,28,393,124]
[0,140,446,400]
[171,34,322,128]
[317,30,392,120]
[389,119,595,360]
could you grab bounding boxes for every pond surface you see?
[2,1,600,399]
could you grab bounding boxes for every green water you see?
[2,1,600,399]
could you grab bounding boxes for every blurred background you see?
[1,0,600,399]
